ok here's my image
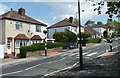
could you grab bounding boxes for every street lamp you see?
[78,0,83,70]
[43,30,47,56]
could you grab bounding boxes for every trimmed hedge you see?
[87,38,101,43]
[19,42,63,58]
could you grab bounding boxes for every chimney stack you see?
[69,17,73,23]
[18,8,26,17]
[11,8,13,11]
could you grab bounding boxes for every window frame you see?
[15,40,28,48]
[15,22,22,30]
[36,25,41,32]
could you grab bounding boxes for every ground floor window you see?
[31,40,41,45]
[15,40,28,48]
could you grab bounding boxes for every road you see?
[1,40,120,77]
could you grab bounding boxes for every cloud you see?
[0,3,9,15]
[46,1,108,25]
[35,19,49,25]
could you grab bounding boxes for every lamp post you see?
[43,30,47,56]
[78,0,83,70]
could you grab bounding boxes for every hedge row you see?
[87,38,101,43]
[19,42,63,58]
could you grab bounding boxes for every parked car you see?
[101,38,107,42]
[107,39,112,43]
[62,43,76,49]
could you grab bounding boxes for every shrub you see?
[87,38,101,43]
[19,42,63,58]
[78,40,87,46]
[16,53,20,58]
[20,46,27,58]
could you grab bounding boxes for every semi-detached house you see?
[0,8,47,58]
[47,17,84,39]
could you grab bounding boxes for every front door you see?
[7,40,12,54]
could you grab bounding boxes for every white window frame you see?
[15,22,22,30]
[15,40,20,48]
[15,40,28,48]
[36,25,41,32]
[31,40,41,45]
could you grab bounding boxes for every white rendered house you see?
[47,17,84,39]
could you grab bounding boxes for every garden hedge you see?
[87,38,101,43]
[19,42,63,58]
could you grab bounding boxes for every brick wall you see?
[26,47,62,57]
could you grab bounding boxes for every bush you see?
[87,38,101,43]
[19,42,63,58]
[78,39,87,46]
[16,53,21,58]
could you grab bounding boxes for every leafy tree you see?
[53,29,77,43]
[74,18,79,25]
[97,21,104,25]
[106,20,120,36]
[77,32,91,46]
[103,30,108,38]
[93,1,120,21]
[84,20,95,27]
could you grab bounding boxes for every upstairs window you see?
[36,25,41,32]
[15,22,22,30]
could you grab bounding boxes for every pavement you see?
[0,43,102,67]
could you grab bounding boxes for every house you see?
[0,8,47,58]
[47,17,84,39]
[85,24,110,38]
[85,27,100,38]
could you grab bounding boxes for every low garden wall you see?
[26,47,62,57]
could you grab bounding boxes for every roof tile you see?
[47,18,78,28]
[1,10,47,26]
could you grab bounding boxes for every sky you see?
[0,0,119,27]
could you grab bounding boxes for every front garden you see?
[17,42,63,58]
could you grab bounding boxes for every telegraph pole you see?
[78,0,83,70]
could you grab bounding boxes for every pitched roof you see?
[14,34,29,39]
[90,24,108,28]
[0,10,47,26]
[85,28,100,34]
[31,35,43,40]
[47,18,78,29]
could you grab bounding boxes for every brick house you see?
[0,8,47,58]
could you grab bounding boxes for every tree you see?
[77,32,91,46]
[93,1,120,21]
[53,29,77,43]
[97,21,104,25]
[106,20,120,36]
[84,20,95,27]
[103,30,108,38]
[74,18,79,25]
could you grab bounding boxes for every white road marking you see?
[68,53,78,56]
[61,53,68,56]
[0,57,67,76]
[85,52,98,57]
[44,62,79,77]
[83,52,89,55]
